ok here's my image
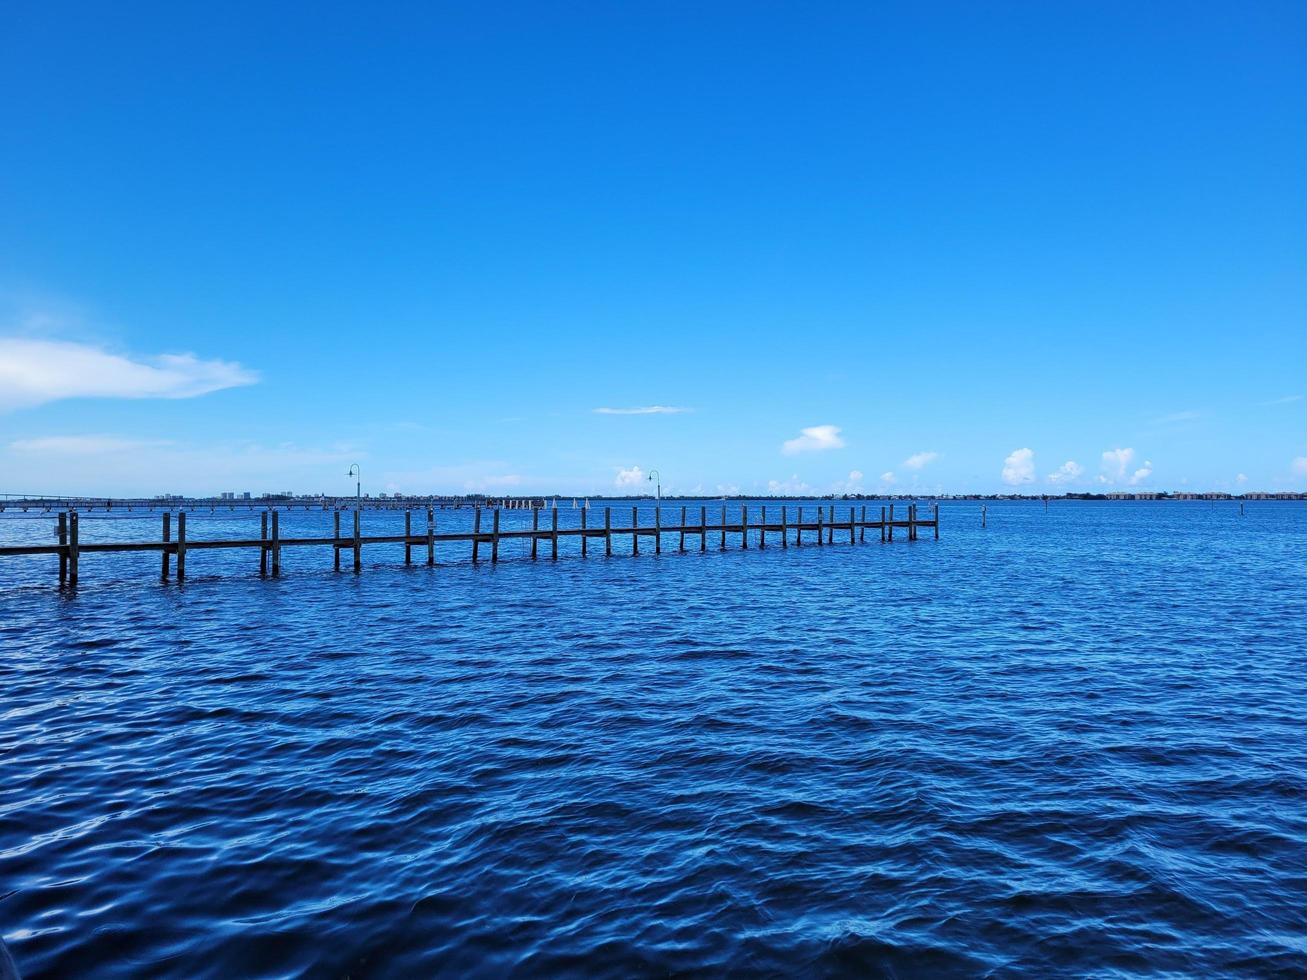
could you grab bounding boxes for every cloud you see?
[1292,457,1307,478]
[1262,395,1302,406]
[1130,461,1153,485]
[902,451,938,470]
[614,465,644,487]
[1001,448,1035,485]
[782,425,845,455]
[1152,410,1200,425]
[880,471,896,484]
[1100,447,1135,483]
[830,470,863,493]
[0,337,258,411]
[768,474,814,495]
[1236,473,1248,484]
[1046,460,1084,485]
[593,406,690,415]
[10,435,172,454]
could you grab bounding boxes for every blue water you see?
[2,500,1306,976]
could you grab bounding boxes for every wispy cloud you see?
[10,435,172,454]
[768,474,814,494]
[593,405,690,415]
[902,451,938,470]
[0,337,258,411]
[880,471,896,485]
[782,425,845,455]
[1152,410,1200,425]
[1046,460,1084,485]
[1292,457,1307,479]
[1002,448,1035,485]
[1263,395,1302,406]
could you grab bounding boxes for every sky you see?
[1,1,1304,497]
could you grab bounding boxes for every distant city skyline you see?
[2,3,1304,497]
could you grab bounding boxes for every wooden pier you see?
[0,503,940,586]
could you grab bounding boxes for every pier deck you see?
[0,504,939,586]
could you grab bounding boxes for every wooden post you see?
[679,505,686,552]
[161,511,171,580]
[700,506,707,552]
[720,505,726,550]
[849,506,855,544]
[260,511,268,576]
[271,509,281,577]
[605,506,613,556]
[909,504,917,541]
[67,512,78,585]
[860,504,866,543]
[58,511,68,585]
[176,511,186,581]
[334,510,341,571]
[531,507,539,559]
[817,506,824,545]
[934,502,940,540]
[654,505,661,554]
[759,505,766,548]
[632,507,639,556]
[405,511,412,565]
[796,506,802,546]
[888,503,894,542]
[581,506,588,557]
[491,508,501,562]
[551,506,559,560]
[472,507,481,563]
[781,505,787,548]
[982,505,987,528]
[353,509,361,571]
[427,507,435,565]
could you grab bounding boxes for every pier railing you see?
[0,503,939,586]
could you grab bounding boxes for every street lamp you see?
[648,469,661,509]
[347,463,361,509]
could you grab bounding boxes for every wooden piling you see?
[67,512,78,585]
[353,509,361,571]
[581,506,588,557]
[176,512,186,581]
[817,506,824,545]
[849,506,855,544]
[796,506,803,546]
[405,511,412,565]
[741,505,748,549]
[759,505,766,548]
[934,502,940,540]
[655,506,662,554]
[472,508,481,563]
[860,505,867,543]
[427,507,435,565]
[720,506,727,550]
[260,511,268,575]
[334,511,341,571]
[551,506,559,560]
[491,508,501,563]
[888,503,895,542]
[531,507,539,559]
[700,506,707,552]
[781,505,788,548]
[982,504,987,528]
[881,505,887,543]
[58,512,67,585]
[271,510,281,577]
[161,512,171,580]
[679,506,687,552]
[632,507,639,556]
[605,506,613,556]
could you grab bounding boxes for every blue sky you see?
[2,1,1304,496]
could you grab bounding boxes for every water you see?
[2,500,1306,976]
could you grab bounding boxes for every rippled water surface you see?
[3,500,1306,977]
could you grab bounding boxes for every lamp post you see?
[347,463,361,510]
[648,469,661,508]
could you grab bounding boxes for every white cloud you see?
[902,451,938,470]
[782,424,845,455]
[830,470,863,493]
[10,435,171,454]
[1046,460,1084,485]
[1130,461,1153,485]
[1236,473,1248,484]
[1001,448,1035,485]
[880,471,896,484]
[768,474,814,495]
[1262,395,1302,406]
[1292,457,1307,478]
[0,337,258,411]
[593,406,690,415]
[614,465,644,487]
[1152,410,1200,425]
[717,483,740,495]
[1100,447,1135,483]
